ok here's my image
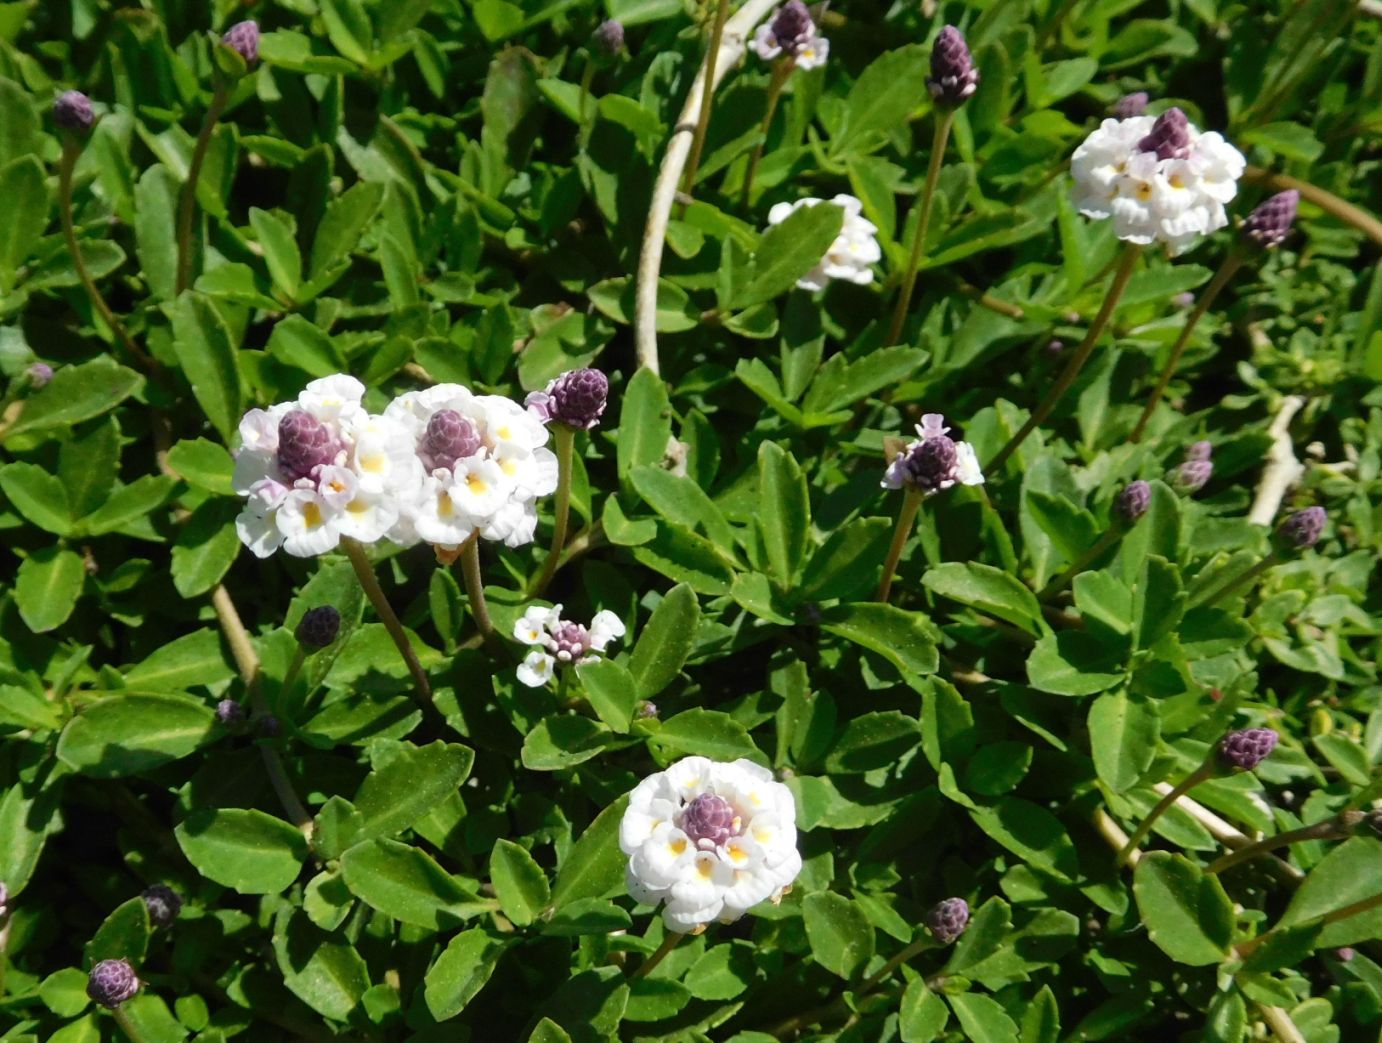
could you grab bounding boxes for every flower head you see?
[216,699,245,727]
[222,20,260,65]
[751,2,829,69]
[26,362,54,389]
[526,368,609,431]
[1112,91,1149,118]
[926,897,970,944]
[53,90,94,133]
[593,19,625,56]
[620,756,801,931]
[1170,441,1213,493]
[766,195,879,291]
[87,959,140,1008]
[296,605,341,649]
[1115,480,1151,523]
[1219,728,1278,771]
[1276,506,1326,551]
[882,414,984,495]
[141,885,182,929]
[514,604,625,687]
[1072,111,1245,255]
[1242,190,1299,249]
[418,410,482,474]
[927,26,979,107]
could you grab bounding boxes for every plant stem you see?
[1207,815,1355,875]
[114,1007,153,1043]
[579,59,596,125]
[886,109,957,346]
[1258,1004,1307,1043]
[740,58,793,209]
[175,82,230,294]
[1116,760,1215,866]
[342,538,437,710]
[680,0,732,201]
[1199,552,1279,609]
[858,935,938,993]
[532,425,576,597]
[1039,524,1124,601]
[1130,250,1244,443]
[58,143,157,372]
[630,931,684,979]
[988,242,1142,474]
[1237,892,1382,964]
[875,488,923,602]
[460,535,496,643]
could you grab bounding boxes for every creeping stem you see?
[175,82,231,294]
[887,108,957,346]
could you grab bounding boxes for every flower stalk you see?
[886,108,956,346]
[342,537,438,711]
[460,535,497,644]
[532,424,576,596]
[113,1007,153,1043]
[1116,760,1216,866]
[740,57,794,208]
[1207,811,1361,875]
[680,0,732,201]
[630,931,684,980]
[175,82,231,294]
[875,487,922,602]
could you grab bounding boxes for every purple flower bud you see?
[1242,190,1299,249]
[1112,91,1149,119]
[926,897,970,944]
[550,621,593,661]
[1276,506,1326,550]
[26,362,54,388]
[1175,459,1212,493]
[419,409,482,473]
[276,410,340,482]
[898,434,958,494]
[1333,947,1356,962]
[530,368,610,430]
[1137,107,1192,161]
[769,1,814,53]
[1115,480,1151,523]
[295,605,341,649]
[927,26,979,107]
[1173,291,1195,309]
[222,20,260,66]
[141,885,182,929]
[53,90,95,133]
[593,19,625,55]
[1219,728,1278,771]
[681,793,738,847]
[1186,441,1212,462]
[1045,339,1065,356]
[257,714,281,738]
[636,701,659,720]
[87,959,140,1008]
[215,699,245,727]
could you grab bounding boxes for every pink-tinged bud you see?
[1115,480,1150,523]
[222,20,260,65]
[419,409,482,473]
[1219,728,1278,771]
[549,621,593,661]
[1173,291,1195,309]
[926,897,970,944]
[215,699,245,726]
[26,362,54,388]
[1186,440,1212,462]
[1333,947,1356,962]
[927,26,979,107]
[528,368,610,430]
[0,881,9,918]
[681,793,738,847]
[295,605,341,649]
[53,90,95,133]
[141,884,182,929]
[1175,459,1212,492]
[592,19,625,55]
[1242,190,1299,249]
[1276,506,1326,551]
[87,959,140,1008]
[1137,107,1192,161]
[276,410,341,482]
[1112,91,1149,119]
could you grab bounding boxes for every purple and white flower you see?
[882,414,984,495]
[751,1,829,70]
[766,194,880,291]
[513,603,625,687]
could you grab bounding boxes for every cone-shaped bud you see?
[530,368,610,430]
[1276,506,1326,551]
[1115,480,1151,523]
[1219,728,1278,771]
[53,90,94,133]
[593,19,625,55]
[927,27,979,107]
[1242,190,1299,249]
[141,885,182,929]
[1113,91,1149,118]
[222,20,260,65]
[926,897,970,944]
[1137,107,1191,161]
[770,1,813,52]
[26,362,54,388]
[277,410,340,482]
[87,959,139,1008]
[215,699,245,726]
[681,793,738,847]
[295,605,341,649]
[419,409,481,473]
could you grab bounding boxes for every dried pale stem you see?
[532,425,576,597]
[630,931,684,979]
[680,0,733,201]
[460,535,497,644]
[1249,396,1306,526]
[988,242,1142,474]
[1039,524,1124,601]
[740,58,793,208]
[342,538,437,711]
[175,83,230,294]
[875,488,923,603]
[1258,1005,1307,1043]
[1116,760,1215,866]
[886,109,956,346]
[1130,250,1244,443]
[1092,807,1141,867]
[1207,815,1354,875]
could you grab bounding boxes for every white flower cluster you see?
[767,194,880,291]
[881,414,984,495]
[1071,111,1245,255]
[513,604,625,687]
[620,757,801,932]
[751,1,829,70]
[233,376,557,558]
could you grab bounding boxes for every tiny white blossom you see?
[512,604,626,687]
[766,194,880,291]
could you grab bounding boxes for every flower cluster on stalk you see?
[767,194,880,291]
[882,414,984,495]
[751,1,828,69]
[513,604,626,687]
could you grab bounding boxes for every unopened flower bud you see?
[1112,91,1149,118]
[927,27,979,107]
[26,362,53,389]
[1045,339,1065,356]
[926,897,970,944]
[1218,728,1278,771]
[141,885,182,929]
[770,1,813,50]
[681,793,737,847]
[592,19,625,55]
[636,701,659,720]
[1138,107,1192,161]
[529,368,609,430]
[1115,480,1150,523]
[53,90,95,133]
[222,20,260,66]
[1173,443,1212,492]
[1242,190,1300,249]
[257,714,281,738]
[1186,440,1212,462]
[1276,506,1325,551]
[1333,947,1355,962]
[215,699,245,727]
[87,959,140,1008]
[1173,291,1195,309]
[295,605,341,649]
[418,409,481,473]
[277,410,340,482]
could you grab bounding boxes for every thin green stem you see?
[460,535,496,644]
[680,0,732,200]
[1117,760,1215,865]
[1130,250,1245,443]
[113,1006,153,1043]
[875,488,923,603]
[740,58,793,209]
[988,242,1142,474]
[886,109,956,346]
[1238,892,1382,963]
[280,646,308,701]
[175,82,230,294]
[859,935,939,993]
[342,538,437,711]
[579,59,596,124]
[1039,524,1125,601]
[532,425,576,597]
[1199,552,1278,609]
[630,932,684,979]
[1207,814,1356,875]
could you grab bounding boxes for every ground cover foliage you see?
[0,0,1381,1041]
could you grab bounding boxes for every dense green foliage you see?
[0,0,1380,1041]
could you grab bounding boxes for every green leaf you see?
[1019,985,1061,1043]
[490,839,550,927]
[1,462,73,534]
[126,629,234,691]
[57,692,216,777]
[628,583,700,698]
[758,441,810,585]
[798,517,890,603]
[272,910,369,1021]
[947,993,1019,1043]
[15,546,84,632]
[340,838,479,928]
[529,1018,574,1043]
[266,315,348,377]
[0,357,142,442]
[632,522,736,594]
[577,657,639,733]
[1277,838,1382,946]
[629,466,735,549]
[1026,631,1126,696]
[39,968,92,1019]
[819,603,939,675]
[900,978,950,1042]
[923,561,1044,636]
[1132,851,1234,965]
[0,684,61,732]
[616,368,672,481]
[550,794,630,910]
[833,45,929,155]
[542,897,632,936]
[352,741,475,841]
[165,438,235,496]
[171,499,241,598]
[59,418,118,518]
[967,799,1080,883]
[249,207,302,301]
[80,475,176,535]
[824,711,921,774]
[1132,555,1184,652]
[733,201,845,308]
[86,896,151,965]
[175,807,310,894]
[308,180,385,286]
[0,155,48,279]
[424,928,510,1021]
[133,164,179,302]
[522,715,618,770]
[169,292,244,442]
[650,708,763,761]
[1088,690,1159,794]
[802,891,875,979]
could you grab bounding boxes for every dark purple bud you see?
[222,20,260,66]
[141,885,182,929]
[26,362,54,388]
[681,793,738,847]
[593,19,625,56]
[539,368,609,430]
[1115,480,1151,523]
[899,434,958,494]
[549,621,593,662]
[1112,91,1149,119]
[419,409,482,473]
[926,897,970,944]
[1138,107,1192,161]
[277,410,341,482]
[1219,728,1278,771]
[927,26,979,107]
[1276,506,1326,551]
[53,90,95,133]
[257,714,281,738]
[215,699,245,727]
[1242,191,1299,249]
[87,959,140,1008]
[295,605,341,649]
[769,1,814,53]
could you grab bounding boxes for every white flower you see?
[512,603,626,687]
[751,2,828,70]
[881,413,985,494]
[620,756,802,932]
[1071,111,1245,256]
[766,194,880,291]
